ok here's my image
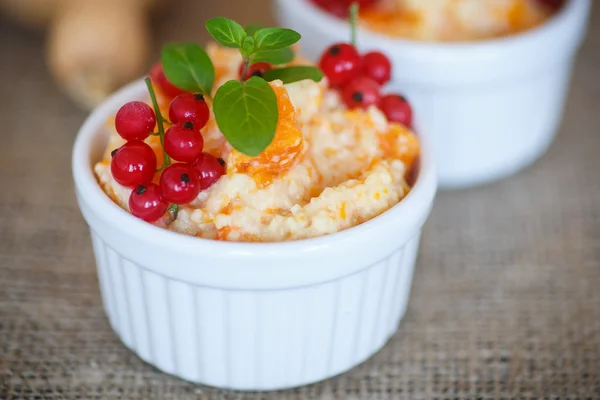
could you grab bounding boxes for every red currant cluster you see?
[311,0,377,18]
[110,64,225,222]
[319,43,413,128]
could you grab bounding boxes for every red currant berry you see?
[311,0,377,17]
[110,140,157,188]
[379,94,413,127]
[115,101,156,141]
[535,0,564,11]
[319,43,361,87]
[169,93,210,130]
[311,0,349,18]
[354,0,377,7]
[238,62,273,80]
[150,62,187,100]
[159,164,201,204]
[361,51,392,85]
[342,76,381,110]
[129,183,168,222]
[191,152,226,190]
[164,122,204,163]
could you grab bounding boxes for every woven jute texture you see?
[1,1,599,399]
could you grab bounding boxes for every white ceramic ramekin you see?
[275,0,591,188]
[72,79,437,391]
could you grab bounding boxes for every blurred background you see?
[0,1,275,110]
[1,0,599,398]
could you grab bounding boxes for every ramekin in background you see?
[275,0,591,188]
[72,80,437,391]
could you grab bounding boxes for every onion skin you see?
[47,0,152,109]
[0,0,162,110]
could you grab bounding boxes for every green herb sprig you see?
[156,19,323,157]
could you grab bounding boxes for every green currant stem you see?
[167,203,179,218]
[350,2,359,47]
[145,78,179,218]
[145,77,171,170]
[241,57,251,82]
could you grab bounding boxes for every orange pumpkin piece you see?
[228,83,305,186]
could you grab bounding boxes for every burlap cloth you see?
[1,1,599,398]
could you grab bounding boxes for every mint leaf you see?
[161,43,215,94]
[246,25,297,63]
[263,66,324,84]
[242,36,256,57]
[213,77,278,157]
[245,24,265,36]
[206,17,247,48]
[253,28,301,51]
[253,48,294,65]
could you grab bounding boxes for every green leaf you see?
[242,36,256,58]
[161,43,215,95]
[253,28,301,51]
[213,77,278,157]
[262,66,324,85]
[252,47,294,65]
[206,17,247,48]
[245,23,265,36]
